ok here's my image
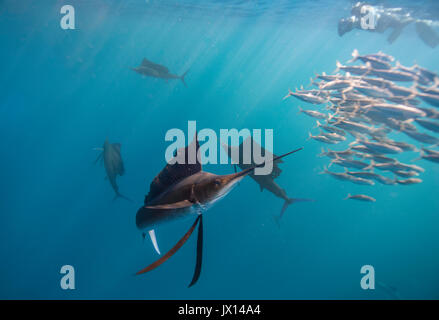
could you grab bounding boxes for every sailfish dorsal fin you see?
[144,134,201,205]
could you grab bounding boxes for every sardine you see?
[414,118,439,133]
[395,178,422,185]
[315,120,347,136]
[299,107,328,119]
[344,193,376,202]
[308,132,338,144]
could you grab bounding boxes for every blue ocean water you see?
[1,0,439,299]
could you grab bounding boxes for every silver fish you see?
[374,137,418,152]
[371,160,424,173]
[299,107,328,119]
[330,98,374,107]
[353,84,392,99]
[383,118,417,132]
[284,89,328,104]
[364,103,426,121]
[393,170,419,178]
[401,127,439,145]
[298,86,330,98]
[395,62,430,85]
[352,139,403,154]
[369,68,418,82]
[349,50,392,70]
[384,96,420,106]
[315,72,343,82]
[308,132,338,144]
[319,147,355,159]
[346,163,396,185]
[421,147,439,156]
[345,170,380,179]
[361,77,393,88]
[395,178,422,185]
[374,175,397,185]
[344,193,376,202]
[416,85,439,96]
[414,150,439,163]
[319,79,353,91]
[417,92,439,108]
[330,156,371,170]
[321,131,346,142]
[367,52,394,63]
[414,118,439,133]
[315,120,346,136]
[414,65,439,84]
[331,118,388,137]
[361,153,397,163]
[350,144,381,155]
[417,107,439,120]
[335,61,371,76]
[321,167,374,185]
[387,84,417,97]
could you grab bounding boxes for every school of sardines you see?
[284,49,439,202]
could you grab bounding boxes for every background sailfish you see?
[131,58,189,86]
[135,134,303,287]
[222,136,313,225]
[94,139,131,201]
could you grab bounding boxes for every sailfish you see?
[94,139,131,201]
[222,136,313,224]
[131,58,189,86]
[135,134,303,287]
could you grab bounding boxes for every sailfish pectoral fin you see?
[188,214,203,288]
[135,216,201,276]
[148,229,161,255]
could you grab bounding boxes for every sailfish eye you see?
[214,179,221,186]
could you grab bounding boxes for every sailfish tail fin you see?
[275,198,315,226]
[181,69,189,87]
[113,192,133,202]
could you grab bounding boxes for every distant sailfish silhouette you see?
[94,139,131,201]
[222,136,313,225]
[135,134,303,287]
[131,58,189,86]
